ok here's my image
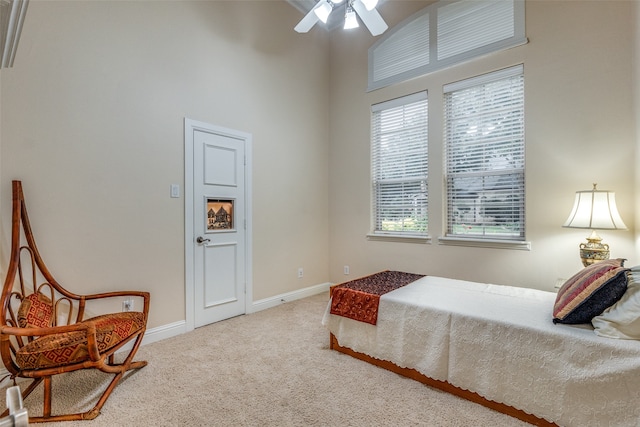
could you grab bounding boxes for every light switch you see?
[170,184,180,198]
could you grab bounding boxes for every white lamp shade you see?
[563,187,627,230]
[314,1,332,23]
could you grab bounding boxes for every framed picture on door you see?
[206,198,234,231]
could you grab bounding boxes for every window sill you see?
[367,233,431,244]
[437,236,531,251]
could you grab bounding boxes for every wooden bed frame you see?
[328,281,558,427]
[329,334,556,426]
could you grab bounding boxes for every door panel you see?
[204,144,237,186]
[204,243,238,306]
[193,129,246,327]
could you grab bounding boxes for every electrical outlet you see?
[298,267,304,278]
[554,278,566,290]
[344,265,350,275]
[122,299,134,312]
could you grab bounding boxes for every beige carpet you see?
[2,292,529,426]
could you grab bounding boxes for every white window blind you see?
[372,92,428,236]
[371,10,430,84]
[443,65,525,241]
[368,0,526,91]
[437,0,515,60]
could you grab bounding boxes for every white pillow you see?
[592,267,640,339]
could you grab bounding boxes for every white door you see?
[185,119,251,328]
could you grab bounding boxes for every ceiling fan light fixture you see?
[294,0,387,35]
[314,0,333,23]
[361,0,378,11]
[344,7,359,29]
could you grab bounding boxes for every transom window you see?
[368,0,526,91]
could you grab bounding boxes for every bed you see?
[322,267,640,427]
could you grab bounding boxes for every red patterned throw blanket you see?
[330,270,425,325]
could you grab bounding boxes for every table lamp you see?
[563,184,627,267]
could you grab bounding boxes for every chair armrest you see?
[79,291,150,320]
[82,291,149,302]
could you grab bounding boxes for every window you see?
[369,9,430,88]
[443,65,525,244]
[371,92,428,238]
[368,0,526,91]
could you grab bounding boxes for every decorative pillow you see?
[553,259,628,324]
[17,292,53,328]
[592,266,640,339]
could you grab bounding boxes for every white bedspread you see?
[322,276,640,426]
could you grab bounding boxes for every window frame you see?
[439,65,530,250]
[369,91,430,243]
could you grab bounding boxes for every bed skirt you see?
[329,333,556,426]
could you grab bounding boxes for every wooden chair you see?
[0,181,150,422]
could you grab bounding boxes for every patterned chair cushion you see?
[15,311,146,370]
[17,293,53,328]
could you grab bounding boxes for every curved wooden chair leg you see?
[88,344,149,422]
[27,356,148,423]
[89,372,127,420]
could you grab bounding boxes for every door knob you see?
[196,236,210,244]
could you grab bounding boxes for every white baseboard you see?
[250,282,331,313]
[141,281,331,345]
[141,320,188,345]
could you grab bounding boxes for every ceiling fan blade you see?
[295,6,321,33]
[353,0,388,36]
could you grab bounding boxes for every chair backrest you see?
[1,181,82,374]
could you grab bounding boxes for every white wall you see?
[0,1,330,329]
[328,0,638,291]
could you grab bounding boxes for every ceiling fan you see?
[294,0,388,36]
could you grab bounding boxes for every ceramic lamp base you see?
[579,230,610,267]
